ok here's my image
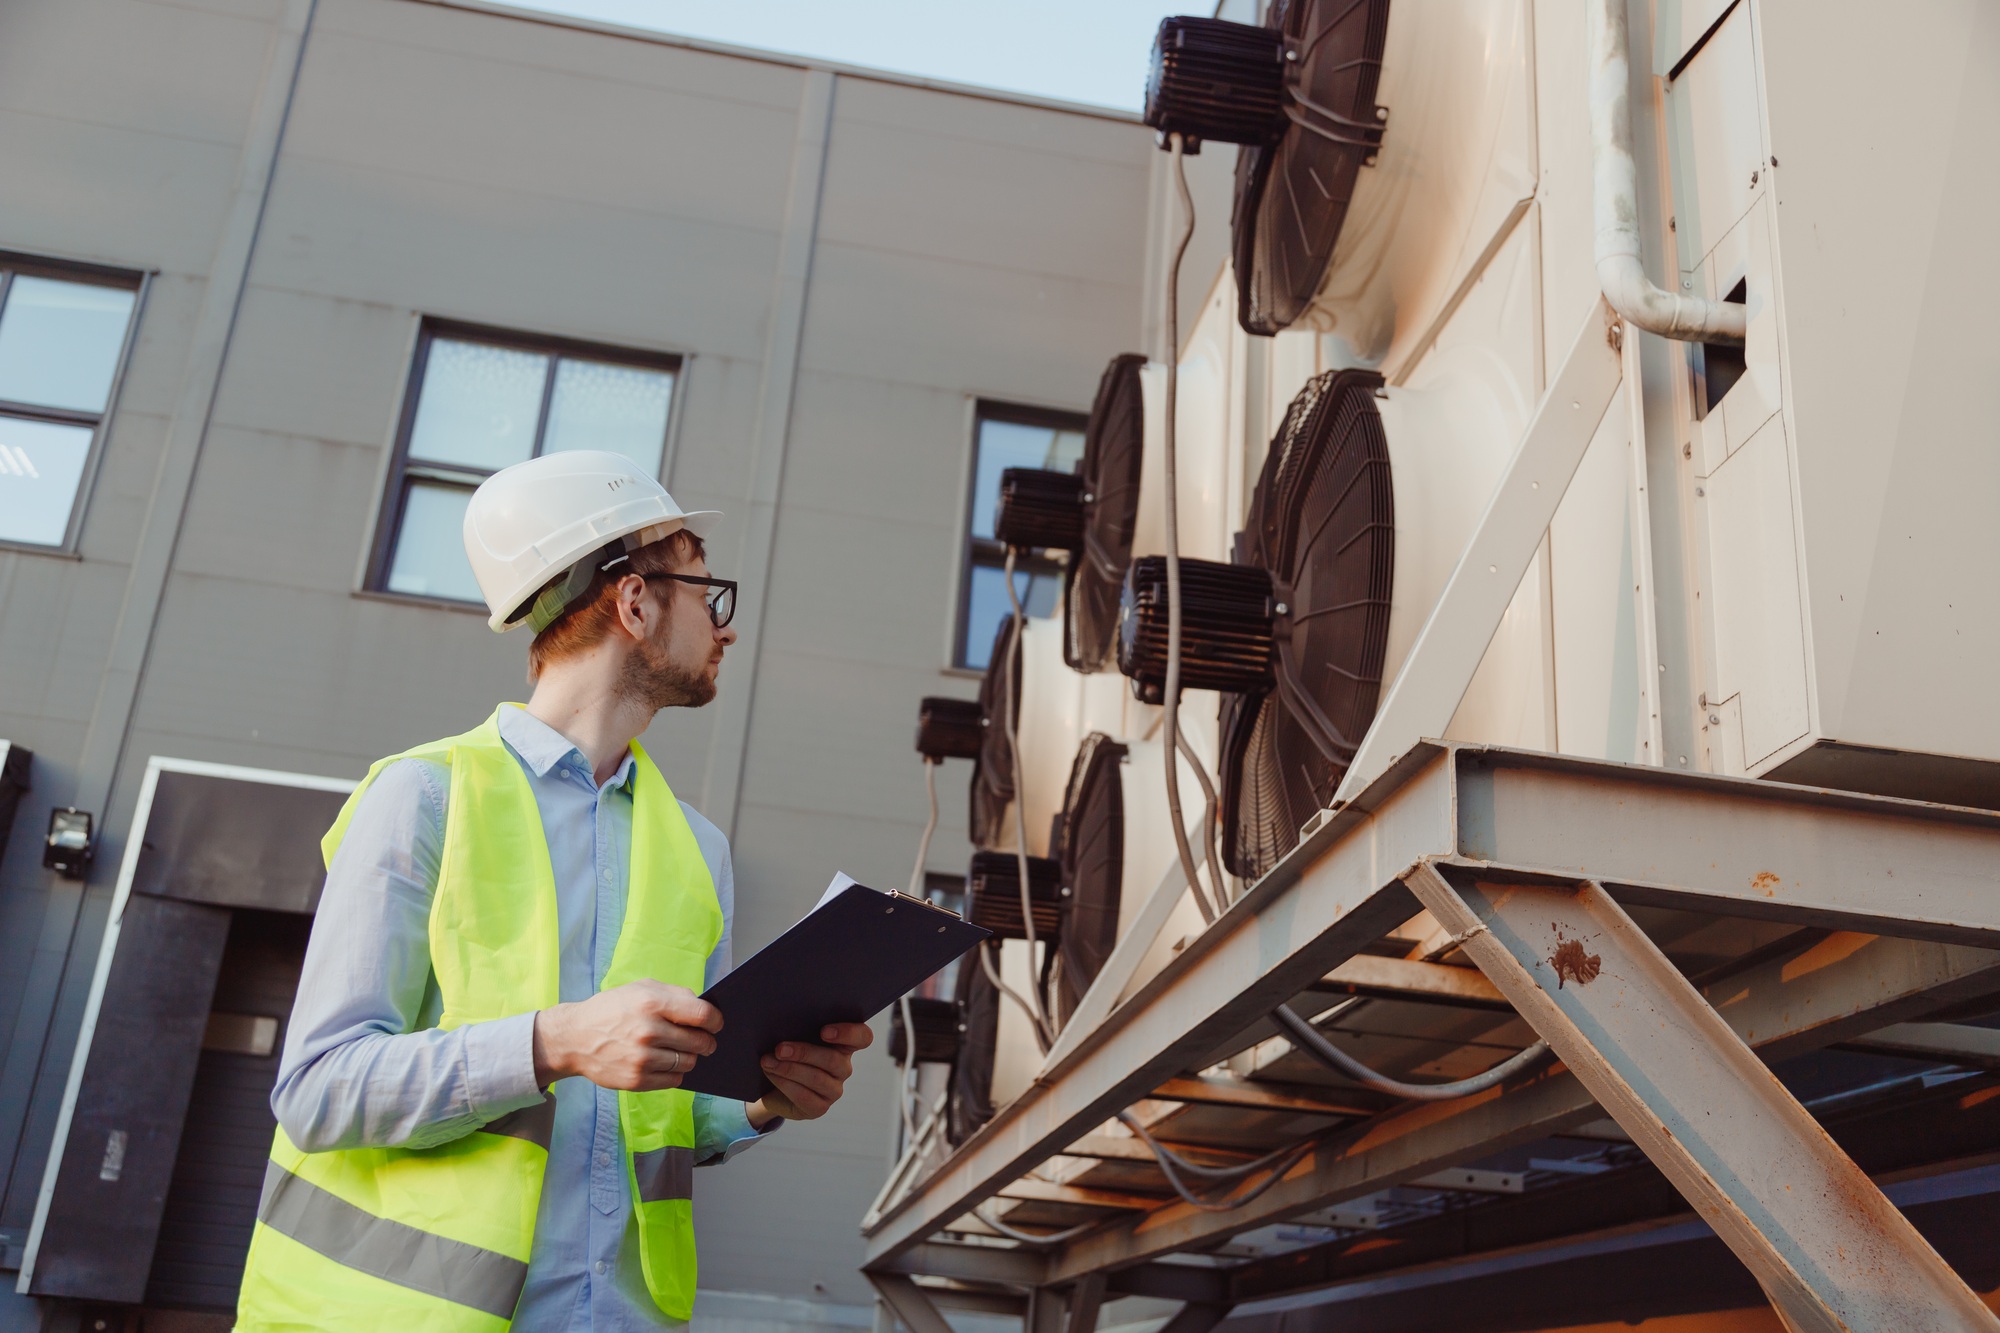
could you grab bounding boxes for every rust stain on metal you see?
[1549,934,1602,988]
[1751,870,1781,895]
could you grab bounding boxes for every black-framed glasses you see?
[642,573,737,628]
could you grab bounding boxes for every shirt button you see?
[595,1261,607,1276]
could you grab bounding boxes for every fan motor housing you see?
[888,996,962,1064]
[915,696,984,761]
[1145,16,1288,149]
[994,468,1086,551]
[1118,556,1276,701]
[966,850,1066,941]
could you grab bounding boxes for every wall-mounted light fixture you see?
[44,807,93,879]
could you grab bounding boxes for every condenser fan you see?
[1233,0,1390,334]
[946,946,997,1145]
[1220,369,1394,880]
[1065,353,1147,672]
[1053,733,1128,1026]
[968,616,1020,849]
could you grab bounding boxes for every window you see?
[955,402,1087,670]
[371,321,680,605]
[0,257,143,550]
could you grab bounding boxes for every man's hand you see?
[534,980,721,1091]
[748,1022,873,1127]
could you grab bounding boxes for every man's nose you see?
[716,624,738,649]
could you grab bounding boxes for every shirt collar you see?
[497,704,637,791]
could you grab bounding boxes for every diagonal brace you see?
[1405,863,1999,1333]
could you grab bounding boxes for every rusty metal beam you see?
[1312,954,1508,1006]
[869,1274,955,1333]
[1151,1074,1377,1117]
[1043,921,2000,1282]
[1453,752,2000,947]
[1406,867,1999,1332]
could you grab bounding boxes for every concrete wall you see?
[0,0,1152,1322]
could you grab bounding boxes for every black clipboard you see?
[680,881,991,1101]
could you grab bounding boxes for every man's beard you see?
[619,625,715,710]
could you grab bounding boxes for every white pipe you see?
[1589,0,1745,345]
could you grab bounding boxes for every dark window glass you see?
[371,322,679,605]
[0,259,143,549]
[955,402,1086,669]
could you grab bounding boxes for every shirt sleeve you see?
[681,801,776,1163]
[270,758,546,1152]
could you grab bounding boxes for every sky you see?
[511,0,1192,111]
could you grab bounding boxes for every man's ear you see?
[613,574,654,642]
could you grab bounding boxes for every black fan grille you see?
[1118,556,1276,702]
[1055,734,1127,1026]
[1065,353,1147,672]
[995,468,1086,551]
[916,696,983,761]
[968,616,1021,849]
[946,944,997,1145]
[1232,0,1391,335]
[1222,370,1394,880]
[967,850,1065,941]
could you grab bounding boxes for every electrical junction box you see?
[1666,0,2000,807]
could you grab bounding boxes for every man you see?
[237,450,870,1330]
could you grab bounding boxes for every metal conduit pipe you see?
[1589,0,1745,345]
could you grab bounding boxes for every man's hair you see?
[527,528,706,680]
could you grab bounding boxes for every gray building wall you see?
[0,0,1153,1322]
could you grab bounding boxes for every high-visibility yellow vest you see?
[236,708,723,1330]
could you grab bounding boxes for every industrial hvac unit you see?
[1660,1,2000,802]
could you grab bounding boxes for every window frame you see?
[0,249,149,558]
[365,317,686,610]
[952,398,1089,671]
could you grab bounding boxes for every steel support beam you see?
[868,1274,956,1333]
[1043,921,2000,1281]
[1843,1022,2000,1070]
[1065,1274,1107,1333]
[1454,752,2000,946]
[1407,867,1999,1332]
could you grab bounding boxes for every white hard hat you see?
[462,450,721,633]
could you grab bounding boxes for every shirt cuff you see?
[694,1095,778,1165]
[462,1011,545,1118]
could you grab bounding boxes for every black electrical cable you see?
[1273,1001,1552,1101]
[1120,1111,1328,1213]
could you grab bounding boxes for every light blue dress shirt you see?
[271,705,768,1330]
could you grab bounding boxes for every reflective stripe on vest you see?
[235,708,723,1330]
